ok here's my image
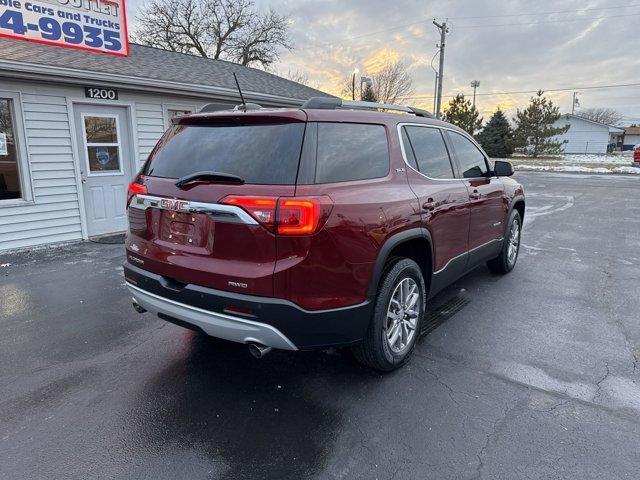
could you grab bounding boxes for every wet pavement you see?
[1,172,639,479]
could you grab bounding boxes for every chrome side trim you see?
[433,237,504,275]
[130,194,258,225]
[126,282,298,350]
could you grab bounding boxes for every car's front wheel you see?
[353,258,426,371]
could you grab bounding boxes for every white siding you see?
[0,92,83,251]
[135,103,166,164]
[624,134,640,148]
[553,116,610,154]
[0,79,237,252]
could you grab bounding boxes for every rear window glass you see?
[143,123,305,184]
[315,123,389,183]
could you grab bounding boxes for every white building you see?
[623,127,640,150]
[552,114,624,154]
[0,38,329,252]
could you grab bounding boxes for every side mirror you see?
[493,160,514,177]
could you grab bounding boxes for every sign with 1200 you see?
[0,0,128,56]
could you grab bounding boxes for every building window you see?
[83,115,122,174]
[0,98,22,200]
[167,108,193,121]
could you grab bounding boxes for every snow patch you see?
[514,164,640,174]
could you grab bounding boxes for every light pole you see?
[351,69,359,101]
[470,80,480,107]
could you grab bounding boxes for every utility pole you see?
[470,80,480,108]
[433,73,439,115]
[571,91,579,115]
[433,19,449,119]
[430,49,439,115]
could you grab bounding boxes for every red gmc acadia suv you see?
[124,97,525,371]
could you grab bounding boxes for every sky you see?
[125,0,640,125]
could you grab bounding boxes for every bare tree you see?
[133,0,291,68]
[281,69,310,86]
[577,107,623,126]
[340,60,413,104]
[372,60,414,104]
[232,9,291,68]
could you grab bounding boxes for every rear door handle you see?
[469,190,482,200]
[422,198,436,211]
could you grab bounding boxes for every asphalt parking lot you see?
[1,172,639,480]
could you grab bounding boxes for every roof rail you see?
[301,97,434,118]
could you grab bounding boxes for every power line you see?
[304,3,640,48]
[451,12,640,29]
[404,82,640,100]
[440,2,640,20]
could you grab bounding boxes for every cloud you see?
[126,0,640,123]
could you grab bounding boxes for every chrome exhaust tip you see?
[248,342,272,359]
[132,298,147,314]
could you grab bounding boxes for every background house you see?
[623,126,640,150]
[552,114,624,154]
[0,38,330,252]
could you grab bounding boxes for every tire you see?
[487,209,522,274]
[353,258,426,371]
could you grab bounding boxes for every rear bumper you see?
[124,262,372,349]
[127,282,298,350]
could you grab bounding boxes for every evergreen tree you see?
[361,83,377,102]
[477,109,513,158]
[512,90,569,157]
[443,94,483,136]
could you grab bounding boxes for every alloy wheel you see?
[507,218,520,266]
[385,277,421,354]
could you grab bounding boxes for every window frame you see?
[396,123,460,181]
[80,113,124,177]
[0,91,33,206]
[400,124,457,180]
[443,129,492,180]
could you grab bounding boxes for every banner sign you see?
[0,0,128,56]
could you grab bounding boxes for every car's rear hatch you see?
[126,110,307,297]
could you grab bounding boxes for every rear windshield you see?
[143,123,305,184]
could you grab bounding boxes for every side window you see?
[400,127,418,170]
[315,123,389,183]
[403,126,454,179]
[447,131,489,178]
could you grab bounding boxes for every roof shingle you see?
[0,38,330,100]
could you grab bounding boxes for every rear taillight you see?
[221,195,333,235]
[221,196,278,230]
[127,182,147,207]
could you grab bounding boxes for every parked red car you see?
[124,98,525,371]
[634,145,640,165]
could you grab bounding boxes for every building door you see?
[74,104,133,237]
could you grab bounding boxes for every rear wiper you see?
[175,171,245,188]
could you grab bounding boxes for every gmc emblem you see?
[160,198,189,211]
